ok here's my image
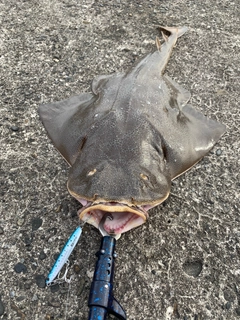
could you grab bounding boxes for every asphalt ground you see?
[0,0,239,319]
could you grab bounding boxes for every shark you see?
[39,26,226,237]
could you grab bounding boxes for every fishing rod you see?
[88,214,127,320]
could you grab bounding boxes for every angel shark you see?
[39,26,225,236]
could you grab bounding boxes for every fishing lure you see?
[46,226,82,286]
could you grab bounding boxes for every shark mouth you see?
[78,201,150,236]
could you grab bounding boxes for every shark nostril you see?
[87,169,97,176]
[140,173,149,181]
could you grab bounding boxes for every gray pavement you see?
[0,0,239,319]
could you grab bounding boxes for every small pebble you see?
[216,149,222,156]
[48,298,61,308]
[53,253,60,260]
[16,296,25,302]
[35,274,46,288]
[14,263,27,274]
[24,282,31,290]
[0,226,4,235]
[32,294,38,302]
[10,126,19,132]
[73,264,81,274]
[48,227,57,236]
[50,284,60,293]
[32,217,43,231]
[24,236,32,246]
[87,270,94,278]
[17,217,25,226]
[223,288,235,302]
[225,302,231,310]
[39,251,47,260]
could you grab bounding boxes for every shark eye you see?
[140,173,149,181]
[87,169,97,176]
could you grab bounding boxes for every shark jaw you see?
[78,201,150,236]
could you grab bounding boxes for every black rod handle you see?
[88,236,126,320]
[88,306,108,320]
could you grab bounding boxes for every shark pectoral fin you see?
[163,75,191,108]
[168,104,226,179]
[182,104,226,150]
[38,93,95,165]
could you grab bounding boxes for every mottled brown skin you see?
[39,26,225,234]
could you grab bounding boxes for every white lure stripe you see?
[46,226,82,286]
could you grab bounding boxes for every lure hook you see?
[98,213,115,237]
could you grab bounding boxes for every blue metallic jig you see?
[46,226,82,286]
